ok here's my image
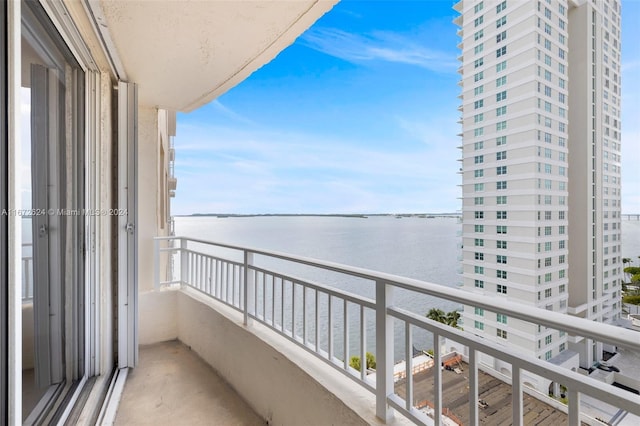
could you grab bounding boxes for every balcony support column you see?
[512,366,523,426]
[375,280,394,423]
[433,333,442,426]
[469,349,479,425]
[568,389,581,426]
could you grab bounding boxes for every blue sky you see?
[174,0,640,215]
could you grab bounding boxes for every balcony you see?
[168,176,178,192]
[115,236,640,425]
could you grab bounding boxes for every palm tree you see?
[623,258,632,283]
[426,308,447,324]
[445,310,461,329]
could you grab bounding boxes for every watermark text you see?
[1,208,128,217]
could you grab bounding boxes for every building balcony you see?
[103,236,640,425]
[168,176,178,191]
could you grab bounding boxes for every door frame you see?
[1,1,9,422]
[117,81,138,369]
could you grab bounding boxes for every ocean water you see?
[175,215,462,358]
[174,215,640,358]
[622,220,640,261]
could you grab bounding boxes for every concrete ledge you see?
[176,287,411,426]
[139,289,178,345]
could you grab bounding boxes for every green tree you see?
[622,295,640,305]
[426,308,461,329]
[624,265,640,285]
[445,310,461,329]
[426,308,447,324]
[623,258,632,283]
[349,352,376,371]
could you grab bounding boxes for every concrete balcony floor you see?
[114,340,265,425]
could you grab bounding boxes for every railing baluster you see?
[405,321,412,411]
[238,265,242,308]
[262,272,266,321]
[280,279,285,332]
[315,289,319,352]
[512,366,523,426]
[231,264,236,305]
[194,254,199,289]
[180,238,187,286]
[217,259,222,299]
[226,262,231,303]
[205,256,209,292]
[216,260,224,300]
[291,282,296,338]
[252,269,257,313]
[328,295,333,362]
[211,257,215,295]
[227,262,231,303]
[243,252,254,325]
[187,252,193,285]
[200,255,204,290]
[241,265,244,306]
[303,286,307,345]
[360,305,366,382]
[343,299,349,371]
[433,332,442,426]
[220,261,229,303]
[221,261,226,301]
[238,266,242,310]
[469,349,479,426]
[211,259,215,296]
[271,275,276,327]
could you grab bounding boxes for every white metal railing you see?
[22,242,33,302]
[154,236,640,425]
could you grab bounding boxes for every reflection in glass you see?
[21,2,85,422]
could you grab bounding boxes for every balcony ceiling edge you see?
[96,0,338,112]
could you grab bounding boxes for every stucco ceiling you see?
[95,0,337,111]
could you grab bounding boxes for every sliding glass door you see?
[21,2,85,422]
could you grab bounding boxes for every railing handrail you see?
[155,236,640,352]
[154,235,640,424]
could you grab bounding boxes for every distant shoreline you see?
[176,213,462,219]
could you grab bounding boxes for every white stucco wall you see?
[138,290,178,345]
[137,106,159,293]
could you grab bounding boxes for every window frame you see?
[1,2,8,421]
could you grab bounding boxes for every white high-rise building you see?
[456,0,622,370]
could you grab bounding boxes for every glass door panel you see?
[21,2,85,423]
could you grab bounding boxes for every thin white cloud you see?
[172,120,461,215]
[622,59,640,72]
[300,27,457,72]
[209,100,256,126]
